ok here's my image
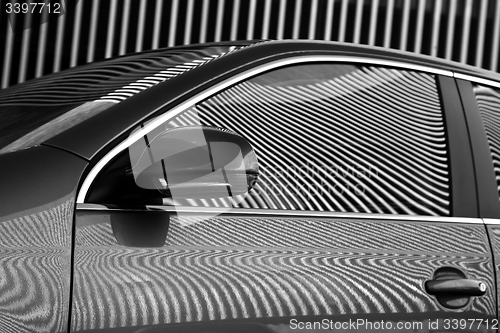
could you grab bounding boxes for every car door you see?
[457,76,500,326]
[73,58,497,332]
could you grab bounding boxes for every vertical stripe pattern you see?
[2,0,500,89]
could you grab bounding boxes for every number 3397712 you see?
[5,2,61,14]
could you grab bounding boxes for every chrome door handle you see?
[425,279,487,297]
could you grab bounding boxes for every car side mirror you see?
[87,125,259,247]
[127,125,259,204]
[107,126,259,247]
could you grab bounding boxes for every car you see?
[1,39,500,333]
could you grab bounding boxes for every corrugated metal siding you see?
[1,0,499,89]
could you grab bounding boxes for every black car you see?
[1,40,500,332]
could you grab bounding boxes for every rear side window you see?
[473,84,500,201]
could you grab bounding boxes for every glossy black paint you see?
[456,79,500,218]
[458,77,500,319]
[69,313,498,333]
[1,40,500,332]
[73,210,496,332]
[44,40,500,162]
[0,146,88,332]
[438,75,478,217]
[487,225,500,321]
[0,145,87,219]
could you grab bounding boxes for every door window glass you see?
[163,65,450,215]
[93,64,451,216]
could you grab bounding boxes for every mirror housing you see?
[128,125,259,202]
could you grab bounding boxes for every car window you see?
[473,84,500,202]
[92,63,451,216]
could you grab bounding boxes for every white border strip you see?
[454,72,500,89]
[76,55,454,203]
[77,203,483,224]
[484,219,500,225]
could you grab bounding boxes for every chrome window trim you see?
[76,55,453,204]
[454,72,500,89]
[76,203,482,224]
[484,219,500,225]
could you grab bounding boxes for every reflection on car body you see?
[1,40,500,332]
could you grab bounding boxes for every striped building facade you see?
[1,0,500,89]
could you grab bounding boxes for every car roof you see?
[0,40,257,105]
[269,40,500,84]
[3,39,500,160]
[1,39,499,105]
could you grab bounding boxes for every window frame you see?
[458,77,500,218]
[76,55,476,218]
[437,76,478,217]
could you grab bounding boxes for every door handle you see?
[425,267,487,309]
[425,279,487,296]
